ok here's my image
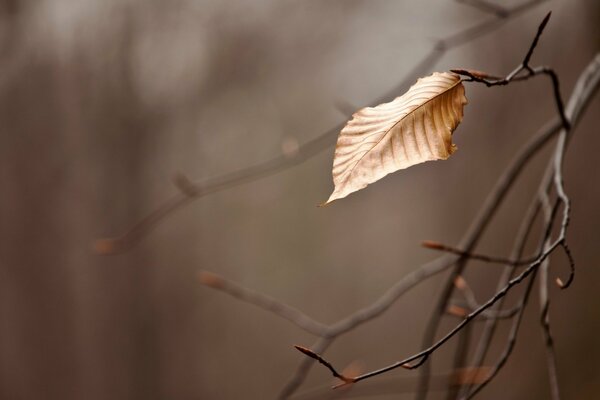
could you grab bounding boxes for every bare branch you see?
[539,250,561,400]
[421,240,536,266]
[451,276,521,320]
[198,271,328,336]
[293,346,354,384]
[455,0,510,18]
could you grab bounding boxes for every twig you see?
[287,52,599,396]
[539,247,561,400]
[279,338,332,400]
[197,271,328,336]
[293,346,354,384]
[421,241,537,266]
[455,0,510,18]
[450,276,521,320]
[452,14,570,131]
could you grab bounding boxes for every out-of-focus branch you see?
[538,195,561,400]
[94,0,549,255]
[455,0,510,18]
[197,271,328,336]
[421,241,537,266]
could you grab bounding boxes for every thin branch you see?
[446,303,519,320]
[539,248,561,400]
[421,240,537,266]
[278,338,332,400]
[293,346,353,384]
[451,276,521,320]
[455,0,510,18]
[555,242,574,288]
[522,10,551,66]
[197,271,328,336]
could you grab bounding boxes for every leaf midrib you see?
[339,77,462,183]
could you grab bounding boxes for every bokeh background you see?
[1,0,599,399]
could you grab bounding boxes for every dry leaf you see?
[325,72,467,204]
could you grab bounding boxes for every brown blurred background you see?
[1,0,599,399]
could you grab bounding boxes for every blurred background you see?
[1,0,599,399]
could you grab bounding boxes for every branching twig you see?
[293,18,600,394]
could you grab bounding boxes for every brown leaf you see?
[324,72,467,204]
